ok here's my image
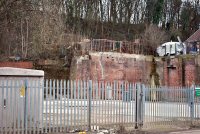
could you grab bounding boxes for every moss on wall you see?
[150,58,160,86]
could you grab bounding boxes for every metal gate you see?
[42,80,139,133]
[143,85,200,128]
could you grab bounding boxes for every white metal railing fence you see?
[0,79,138,133]
[1,79,200,133]
[43,80,138,133]
[143,85,200,128]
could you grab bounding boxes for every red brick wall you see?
[165,58,183,86]
[163,57,196,87]
[75,54,198,86]
[0,61,33,69]
[163,61,168,86]
[185,59,196,86]
[75,53,152,84]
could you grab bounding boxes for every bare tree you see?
[142,24,169,55]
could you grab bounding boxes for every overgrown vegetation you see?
[0,0,200,60]
[150,58,160,86]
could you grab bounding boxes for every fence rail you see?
[0,79,200,133]
[89,39,154,55]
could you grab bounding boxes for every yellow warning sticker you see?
[20,85,25,97]
[79,132,86,134]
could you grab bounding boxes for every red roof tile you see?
[186,29,200,43]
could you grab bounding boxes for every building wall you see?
[0,61,33,69]
[184,58,196,86]
[162,56,198,87]
[73,53,199,87]
[73,52,153,84]
[163,58,183,86]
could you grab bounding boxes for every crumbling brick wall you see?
[184,58,196,86]
[73,52,153,84]
[162,56,197,87]
[163,58,183,87]
[73,53,199,87]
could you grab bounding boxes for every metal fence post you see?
[189,85,195,127]
[24,79,28,134]
[135,83,138,129]
[135,83,144,129]
[88,80,92,131]
[140,84,145,128]
[138,83,144,129]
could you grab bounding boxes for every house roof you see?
[186,29,200,43]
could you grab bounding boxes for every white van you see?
[157,42,186,57]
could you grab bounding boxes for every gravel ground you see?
[46,124,200,134]
[46,126,189,134]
